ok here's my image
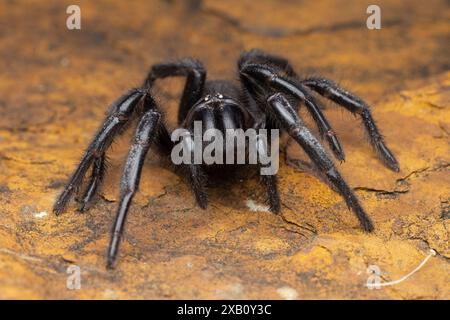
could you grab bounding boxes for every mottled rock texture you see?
[0,0,448,299]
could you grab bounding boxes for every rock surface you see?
[0,0,448,299]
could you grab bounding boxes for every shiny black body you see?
[53,49,399,268]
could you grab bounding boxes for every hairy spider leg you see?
[301,78,400,172]
[107,109,162,269]
[255,134,280,213]
[184,103,216,209]
[144,58,206,124]
[53,89,145,215]
[238,49,297,77]
[267,93,374,231]
[80,94,172,213]
[240,63,374,231]
[77,154,107,212]
[239,62,345,161]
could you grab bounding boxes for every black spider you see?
[53,49,399,268]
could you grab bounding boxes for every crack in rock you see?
[355,161,449,197]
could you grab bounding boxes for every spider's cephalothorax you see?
[53,49,399,268]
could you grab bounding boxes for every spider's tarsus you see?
[53,205,64,216]
[361,217,375,232]
[53,188,73,215]
[326,133,345,161]
[269,203,281,214]
[77,201,91,213]
[193,185,208,209]
[353,202,374,232]
[76,184,97,213]
[106,236,119,269]
[325,167,374,232]
[260,174,280,213]
[198,201,208,210]
[268,193,281,214]
[351,204,375,232]
[106,259,115,270]
[376,141,400,172]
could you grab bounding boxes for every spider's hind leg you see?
[302,77,399,172]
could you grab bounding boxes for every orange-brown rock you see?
[0,0,448,299]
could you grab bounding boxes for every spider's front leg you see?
[107,108,162,268]
[144,58,206,123]
[301,77,399,171]
[267,93,374,231]
[240,63,345,161]
[253,132,280,213]
[53,89,146,215]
